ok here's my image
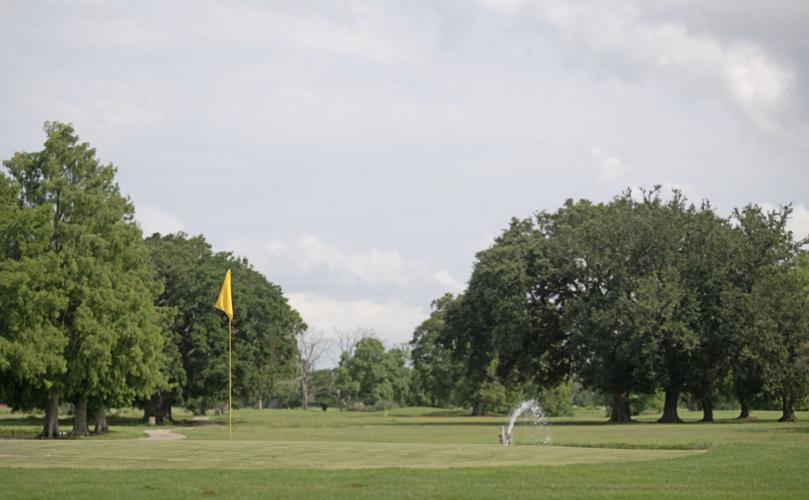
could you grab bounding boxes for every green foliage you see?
[423,187,807,422]
[0,123,305,428]
[540,381,575,417]
[1,122,165,423]
[0,175,66,406]
[311,369,338,409]
[266,379,302,409]
[145,233,304,413]
[629,391,665,416]
[750,262,809,414]
[440,217,573,414]
[723,205,805,414]
[477,380,507,414]
[335,337,410,409]
[410,294,467,407]
[679,202,737,409]
[557,196,658,401]
[571,384,605,408]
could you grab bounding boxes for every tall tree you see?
[336,336,410,408]
[0,171,67,436]
[441,218,562,415]
[681,204,736,422]
[140,234,213,421]
[145,233,304,415]
[752,260,809,421]
[410,294,466,407]
[724,205,801,418]
[632,191,698,424]
[2,122,166,437]
[297,329,329,410]
[230,259,304,407]
[559,196,657,423]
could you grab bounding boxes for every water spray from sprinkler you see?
[499,399,551,446]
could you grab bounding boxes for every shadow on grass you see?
[653,418,787,426]
[373,420,615,428]
[0,415,42,427]
[369,416,788,428]
[747,422,808,434]
[544,441,712,451]
[417,410,471,418]
[0,413,225,430]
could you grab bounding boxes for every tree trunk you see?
[258,398,263,410]
[701,397,714,423]
[472,394,485,416]
[658,388,682,423]
[143,395,156,423]
[40,392,60,439]
[738,399,751,419]
[608,392,632,423]
[301,379,309,410]
[94,405,109,434]
[72,396,90,437]
[146,393,173,424]
[779,397,798,422]
[161,396,173,423]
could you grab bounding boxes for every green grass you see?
[1,406,808,498]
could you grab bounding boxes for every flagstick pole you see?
[228,317,232,441]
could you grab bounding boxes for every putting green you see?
[0,438,704,470]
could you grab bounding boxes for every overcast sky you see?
[2,1,808,361]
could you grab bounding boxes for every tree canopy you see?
[0,123,305,436]
[1,122,166,436]
[144,232,304,417]
[416,188,809,421]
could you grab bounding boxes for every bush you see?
[345,401,365,412]
[265,379,302,409]
[479,380,508,414]
[541,382,574,417]
[373,400,399,411]
[630,391,664,415]
[571,384,606,408]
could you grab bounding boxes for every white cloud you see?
[262,233,461,292]
[347,248,415,287]
[39,2,413,65]
[789,204,809,241]
[591,146,627,183]
[723,42,794,128]
[93,89,166,128]
[287,292,427,347]
[136,205,185,236]
[433,270,465,293]
[487,0,795,129]
[479,0,523,14]
[2,0,807,347]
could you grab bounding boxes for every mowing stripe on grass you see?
[0,439,704,470]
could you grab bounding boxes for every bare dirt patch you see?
[141,429,186,441]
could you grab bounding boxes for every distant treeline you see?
[0,122,305,437]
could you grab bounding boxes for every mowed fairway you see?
[1,407,808,498]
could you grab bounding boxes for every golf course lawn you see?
[1,407,807,498]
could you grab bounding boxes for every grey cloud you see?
[1,1,807,340]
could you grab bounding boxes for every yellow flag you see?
[215,269,233,320]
